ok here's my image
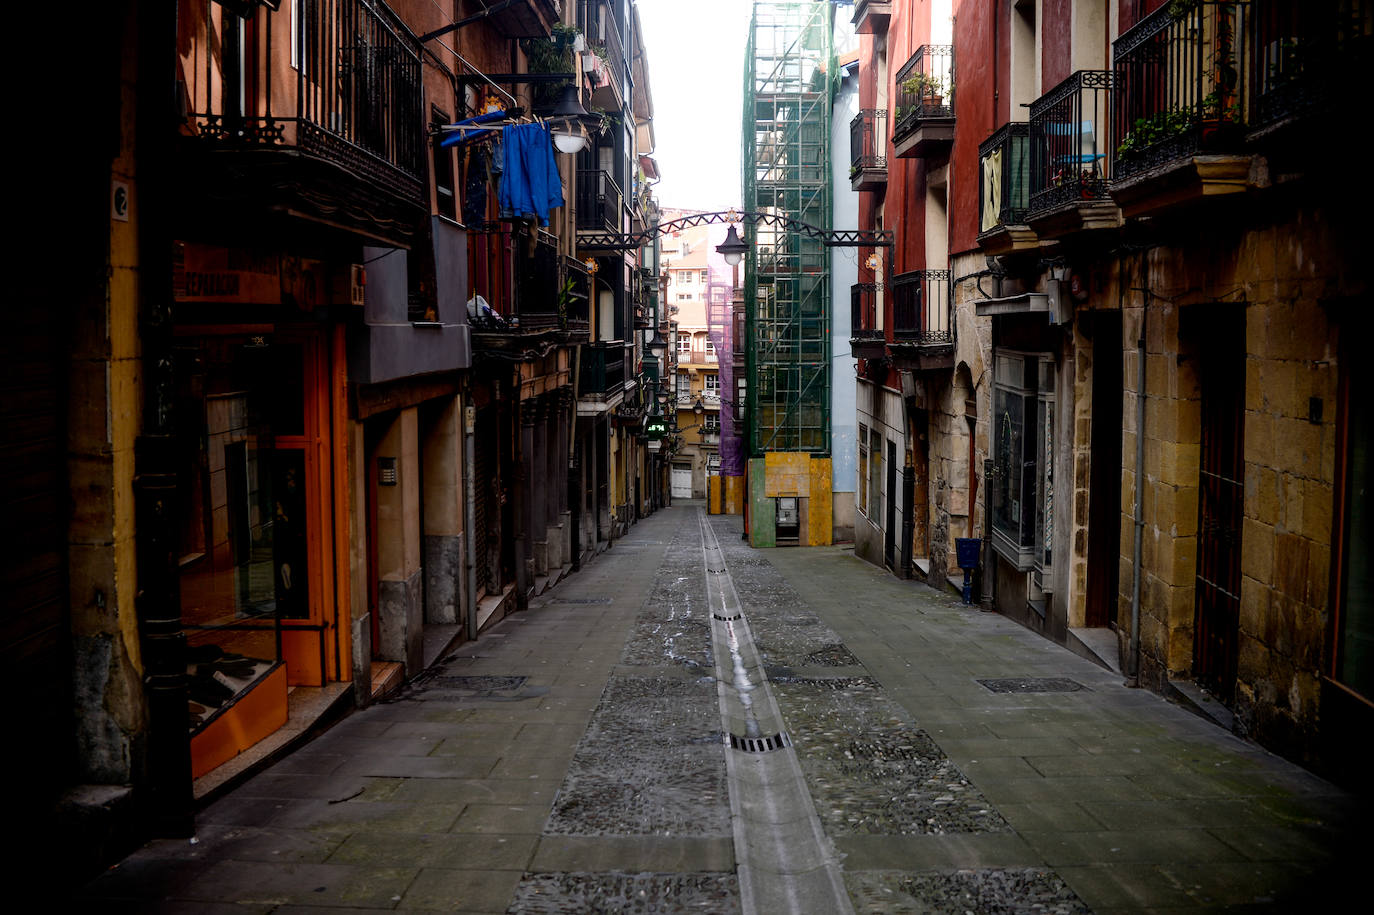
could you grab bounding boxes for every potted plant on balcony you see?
[902,72,947,109]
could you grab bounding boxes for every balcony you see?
[890,270,954,372]
[1027,70,1122,237]
[469,230,586,342]
[564,256,591,338]
[977,122,1038,254]
[579,342,629,398]
[180,0,425,245]
[1110,1,1255,218]
[891,45,955,159]
[850,109,889,190]
[849,282,886,360]
[577,168,624,234]
[579,0,628,110]
[1248,0,1370,141]
[852,0,892,35]
[481,0,560,38]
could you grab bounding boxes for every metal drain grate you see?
[712,612,742,621]
[729,732,791,753]
[428,675,528,693]
[771,676,879,691]
[553,597,613,605]
[977,677,1086,693]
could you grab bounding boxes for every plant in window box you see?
[1115,110,1192,164]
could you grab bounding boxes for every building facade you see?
[848,0,1370,782]
[7,0,665,879]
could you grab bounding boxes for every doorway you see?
[1193,319,1245,702]
[1086,312,1123,627]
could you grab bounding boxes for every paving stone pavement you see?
[76,505,1365,913]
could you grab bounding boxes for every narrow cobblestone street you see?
[78,505,1364,913]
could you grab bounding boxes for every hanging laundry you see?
[463,146,491,229]
[498,122,565,226]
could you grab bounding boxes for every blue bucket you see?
[955,537,981,570]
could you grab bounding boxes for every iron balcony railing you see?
[850,283,884,342]
[1029,70,1114,214]
[892,45,954,140]
[978,122,1032,232]
[577,168,624,233]
[513,230,562,330]
[850,109,889,172]
[563,256,591,333]
[579,342,627,396]
[578,0,628,95]
[1248,0,1369,128]
[186,0,424,203]
[892,270,952,345]
[1112,1,1252,179]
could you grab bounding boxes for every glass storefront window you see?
[992,350,1055,571]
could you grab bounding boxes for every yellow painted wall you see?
[763,452,811,497]
[808,458,833,546]
[725,475,745,514]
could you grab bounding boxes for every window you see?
[703,414,720,434]
[677,336,691,355]
[682,270,695,285]
[868,427,883,519]
[707,453,721,474]
[706,339,717,362]
[700,270,709,284]
[858,423,869,514]
[677,375,691,401]
[704,374,720,396]
[431,107,456,221]
[991,351,1055,570]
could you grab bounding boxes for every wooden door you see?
[1086,313,1123,627]
[1194,327,1245,701]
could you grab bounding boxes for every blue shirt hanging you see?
[498,122,565,226]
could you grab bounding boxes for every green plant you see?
[522,25,582,110]
[1115,110,1192,160]
[901,72,947,99]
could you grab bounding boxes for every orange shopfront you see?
[173,243,352,779]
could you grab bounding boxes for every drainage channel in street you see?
[698,509,854,915]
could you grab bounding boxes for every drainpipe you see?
[1127,273,1147,687]
[464,388,478,643]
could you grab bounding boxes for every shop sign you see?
[174,241,325,309]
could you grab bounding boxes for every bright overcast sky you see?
[636,0,753,210]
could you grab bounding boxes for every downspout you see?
[1127,260,1146,687]
[464,383,478,642]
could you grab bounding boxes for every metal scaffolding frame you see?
[744,0,834,456]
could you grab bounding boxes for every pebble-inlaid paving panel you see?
[545,674,729,837]
[621,525,715,671]
[773,677,1008,835]
[508,872,741,915]
[708,520,1008,838]
[846,868,1090,914]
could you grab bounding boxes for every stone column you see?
[517,397,538,602]
[557,386,573,566]
[376,408,423,676]
[531,396,549,577]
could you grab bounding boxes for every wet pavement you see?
[77,504,1364,913]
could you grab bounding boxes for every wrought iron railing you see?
[892,45,954,140]
[513,230,562,330]
[891,270,952,345]
[1248,0,1370,128]
[186,0,424,203]
[564,256,591,333]
[579,342,627,396]
[978,122,1032,232]
[850,109,889,172]
[1112,1,1252,179]
[578,0,628,94]
[850,283,884,341]
[1029,70,1114,214]
[577,168,624,232]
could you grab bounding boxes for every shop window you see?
[991,350,1055,571]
